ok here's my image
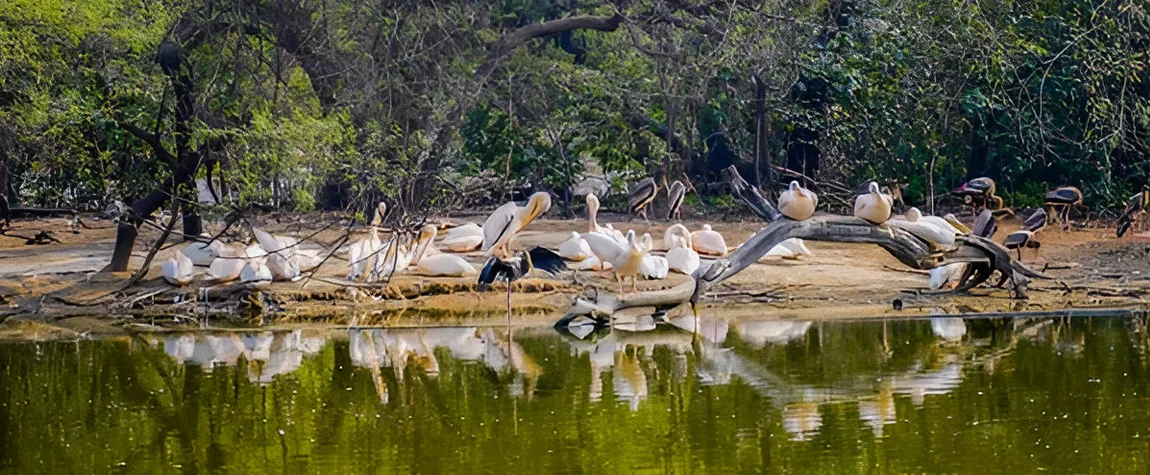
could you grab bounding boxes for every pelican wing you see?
[482,201,520,252]
[581,232,629,268]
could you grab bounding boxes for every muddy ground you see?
[1,210,1148,340]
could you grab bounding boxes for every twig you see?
[883,265,930,275]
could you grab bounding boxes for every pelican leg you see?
[616,273,623,295]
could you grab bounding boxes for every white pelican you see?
[664,223,691,249]
[664,224,700,274]
[929,263,966,290]
[778,181,817,221]
[372,225,437,279]
[240,258,273,283]
[439,222,483,252]
[183,234,225,266]
[558,232,593,261]
[887,207,956,249]
[691,224,727,256]
[582,229,646,293]
[764,238,812,259]
[266,252,300,281]
[348,202,387,281]
[253,227,299,257]
[161,250,195,286]
[919,214,963,236]
[568,255,610,271]
[585,193,611,235]
[854,182,893,224]
[482,192,551,258]
[412,225,478,277]
[943,214,972,234]
[208,243,261,282]
[638,255,668,279]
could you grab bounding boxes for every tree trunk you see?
[753,74,767,188]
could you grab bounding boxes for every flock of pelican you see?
[160,175,1148,298]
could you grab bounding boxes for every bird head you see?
[867,182,881,195]
[585,193,599,214]
[906,207,922,222]
[524,192,552,224]
[371,202,387,227]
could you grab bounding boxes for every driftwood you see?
[562,166,1049,322]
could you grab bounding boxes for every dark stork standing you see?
[478,247,567,324]
[1003,230,1041,261]
[628,178,658,222]
[971,209,998,239]
[665,180,686,221]
[1022,208,1047,233]
[1117,186,1148,238]
[952,177,1000,215]
[1003,209,1048,261]
[1044,186,1083,231]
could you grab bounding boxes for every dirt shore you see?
[1,211,1148,339]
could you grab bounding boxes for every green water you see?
[2,315,1150,473]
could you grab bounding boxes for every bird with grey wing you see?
[1003,208,1047,261]
[628,178,658,222]
[1116,185,1148,238]
[1044,186,1083,231]
[665,180,686,221]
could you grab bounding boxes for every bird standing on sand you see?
[1117,186,1148,238]
[1003,208,1048,260]
[628,178,658,222]
[582,229,647,294]
[666,181,687,221]
[1044,186,1083,231]
[952,177,1001,215]
[482,192,552,259]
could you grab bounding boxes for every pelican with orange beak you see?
[482,192,553,259]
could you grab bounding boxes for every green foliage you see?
[0,0,1145,214]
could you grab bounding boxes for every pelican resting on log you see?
[559,166,1048,327]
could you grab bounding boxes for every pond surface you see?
[3,313,1150,473]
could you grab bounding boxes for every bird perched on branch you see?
[628,178,658,222]
[1044,186,1083,231]
[1117,186,1148,238]
[854,182,893,224]
[779,181,817,221]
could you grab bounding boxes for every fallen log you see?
[562,166,1049,322]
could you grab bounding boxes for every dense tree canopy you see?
[1,0,1146,219]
